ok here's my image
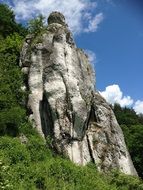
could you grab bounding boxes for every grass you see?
[0,124,143,190]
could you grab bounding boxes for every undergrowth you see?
[0,125,143,190]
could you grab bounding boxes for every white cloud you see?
[85,49,96,66]
[100,84,143,114]
[7,0,103,34]
[84,50,96,73]
[84,13,104,33]
[100,84,134,107]
[133,100,143,114]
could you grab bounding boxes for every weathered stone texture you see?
[20,12,137,176]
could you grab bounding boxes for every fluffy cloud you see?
[84,13,104,33]
[133,100,143,114]
[85,49,96,66]
[100,84,134,107]
[7,0,103,34]
[100,84,143,114]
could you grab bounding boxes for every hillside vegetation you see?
[113,104,143,178]
[0,3,143,190]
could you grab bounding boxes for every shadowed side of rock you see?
[20,12,137,176]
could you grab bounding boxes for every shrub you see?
[0,137,31,165]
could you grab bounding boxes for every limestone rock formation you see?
[20,12,137,176]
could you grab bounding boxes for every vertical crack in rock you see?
[20,11,138,176]
[39,93,54,138]
[86,134,95,164]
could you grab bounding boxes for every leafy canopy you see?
[28,14,46,35]
[113,103,143,178]
[0,3,27,38]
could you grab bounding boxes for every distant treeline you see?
[113,103,143,178]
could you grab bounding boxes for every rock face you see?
[20,12,137,175]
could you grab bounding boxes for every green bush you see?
[0,137,31,165]
[0,160,13,190]
[0,107,25,136]
[26,135,52,162]
[108,170,143,190]
[28,14,46,35]
[113,104,143,178]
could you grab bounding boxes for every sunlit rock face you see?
[20,11,137,176]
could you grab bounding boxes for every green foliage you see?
[0,4,27,136]
[0,3,16,37]
[108,170,143,190]
[0,107,25,136]
[113,103,141,126]
[0,134,143,190]
[121,124,143,178]
[0,3,27,38]
[26,135,52,162]
[0,33,26,136]
[28,14,46,35]
[113,104,143,178]
[0,33,24,54]
[0,137,31,165]
[0,160,13,190]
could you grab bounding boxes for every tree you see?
[113,103,140,126]
[0,4,27,136]
[121,124,143,178]
[113,104,143,178]
[28,14,46,35]
[0,34,26,136]
[0,3,27,38]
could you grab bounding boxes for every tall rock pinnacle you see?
[48,11,66,25]
[20,12,137,176]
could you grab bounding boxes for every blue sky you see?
[75,0,143,113]
[1,0,143,114]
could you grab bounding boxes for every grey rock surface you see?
[20,12,137,176]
